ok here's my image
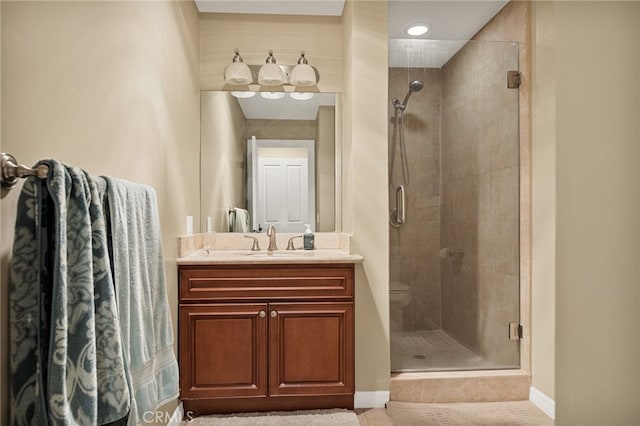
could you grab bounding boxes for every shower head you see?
[409,80,424,92]
[393,80,424,111]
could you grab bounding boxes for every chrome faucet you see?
[266,224,278,252]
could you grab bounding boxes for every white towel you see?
[104,177,179,425]
[231,207,250,232]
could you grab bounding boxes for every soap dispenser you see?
[303,224,315,250]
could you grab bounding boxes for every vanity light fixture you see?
[223,49,320,88]
[289,92,315,101]
[290,51,317,87]
[258,50,285,86]
[224,49,252,85]
[405,23,429,37]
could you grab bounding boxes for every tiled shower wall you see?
[440,40,520,366]
[388,68,442,331]
[389,42,520,366]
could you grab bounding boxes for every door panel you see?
[249,139,316,233]
[269,302,354,396]
[180,304,268,398]
[285,163,305,225]
[258,157,308,232]
[263,163,284,223]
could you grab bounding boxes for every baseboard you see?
[168,401,184,425]
[529,386,555,419]
[354,391,390,408]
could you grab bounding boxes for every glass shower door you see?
[389,40,520,372]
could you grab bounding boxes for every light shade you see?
[290,51,317,87]
[224,49,252,85]
[231,91,256,99]
[261,92,286,100]
[258,50,285,86]
[258,64,284,86]
[225,62,252,85]
[290,92,315,101]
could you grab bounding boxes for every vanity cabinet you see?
[178,264,355,415]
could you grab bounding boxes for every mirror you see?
[201,91,340,233]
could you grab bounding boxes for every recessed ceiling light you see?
[406,24,429,37]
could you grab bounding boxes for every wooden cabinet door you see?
[180,304,268,399]
[268,302,354,397]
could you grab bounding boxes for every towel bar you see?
[1,153,49,190]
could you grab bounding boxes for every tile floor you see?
[357,401,554,425]
[391,330,518,372]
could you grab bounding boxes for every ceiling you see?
[388,1,507,41]
[201,2,509,118]
[196,0,508,67]
[195,0,345,16]
[388,0,508,67]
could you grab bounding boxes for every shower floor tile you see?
[391,330,502,372]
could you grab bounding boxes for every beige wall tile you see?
[390,372,530,403]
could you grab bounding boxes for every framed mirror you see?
[200,91,340,233]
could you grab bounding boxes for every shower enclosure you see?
[389,40,520,372]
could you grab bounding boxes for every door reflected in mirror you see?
[201,91,339,233]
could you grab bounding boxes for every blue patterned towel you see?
[10,160,130,425]
[104,177,179,425]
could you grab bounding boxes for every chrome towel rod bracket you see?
[1,153,49,190]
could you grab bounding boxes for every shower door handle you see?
[396,185,405,225]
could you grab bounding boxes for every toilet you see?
[389,281,412,331]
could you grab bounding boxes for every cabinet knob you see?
[259,310,266,318]
[270,310,278,318]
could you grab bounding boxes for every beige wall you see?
[316,106,335,232]
[531,0,556,401]
[342,0,390,391]
[201,92,246,232]
[246,119,316,140]
[533,1,640,423]
[200,13,342,93]
[0,1,201,421]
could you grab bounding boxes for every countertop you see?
[177,248,364,265]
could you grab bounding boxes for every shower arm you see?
[400,91,414,108]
